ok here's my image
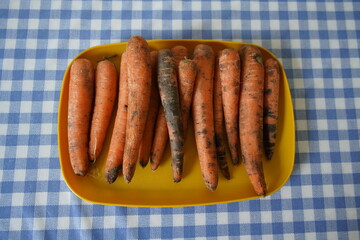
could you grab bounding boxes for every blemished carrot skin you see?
[239,45,267,196]
[178,58,197,138]
[263,58,280,160]
[122,36,152,183]
[213,53,230,180]
[192,44,219,191]
[138,51,160,168]
[105,52,128,184]
[148,46,189,172]
[89,60,117,162]
[219,48,241,166]
[150,106,168,171]
[171,45,189,66]
[157,49,185,183]
[68,58,95,176]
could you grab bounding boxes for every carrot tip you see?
[105,166,121,184]
[74,169,87,176]
[223,173,231,180]
[173,178,181,183]
[124,175,132,184]
[207,185,217,191]
[139,161,148,168]
[265,151,273,160]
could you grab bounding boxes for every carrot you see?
[219,48,241,165]
[138,51,160,168]
[263,58,280,160]
[89,59,117,162]
[68,58,95,176]
[122,36,152,183]
[104,52,128,183]
[239,45,266,196]
[213,52,230,180]
[178,58,197,138]
[150,106,168,171]
[149,46,189,171]
[157,49,185,183]
[192,44,218,191]
[171,45,188,66]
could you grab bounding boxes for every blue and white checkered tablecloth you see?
[1,0,359,239]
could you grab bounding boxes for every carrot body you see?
[138,51,160,167]
[149,46,189,172]
[213,53,230,180]
[150,106,168,171]
[178,58,197,138]
[239,45,266,196]
[89,60,117,162]
[68,58,95,176]
[171,45,189,65]
[157,49,185,183]
[219,48,241,165]
[263,58,280,160]
[192,44,218,191]
[122,36,152,183]
[104,52,129,183]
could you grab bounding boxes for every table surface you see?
[1,0,359,239]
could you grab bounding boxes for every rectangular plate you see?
[58,39,295,207]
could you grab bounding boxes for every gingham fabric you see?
[1,0,359,239]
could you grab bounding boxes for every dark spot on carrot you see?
[264,108,277,119]
[236,59,241,69]
[106,166,121,184]
[266,69,274,76]
[131,110,138,120]
[206,139,212,148]
[253,53,263,65]
[264,89,272,95]
[219,63,226,71]
[197,129,208,135]
[125,104,128,108]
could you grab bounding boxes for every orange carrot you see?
[150,106,168,171]
[171,45,189,65]
[89,59,117,162]
[122,36,152,183]
[104,52,128,183]
[68,58,95,176]
[157,49,185,183]
[192,44,218,191]
[178,58,197,138]
[263,58,280,160]
[239,45,266,196]
[219,48,241,165]
[138,51,160,167]
[213,52,230,180]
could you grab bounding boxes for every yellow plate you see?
[58,39,295,207]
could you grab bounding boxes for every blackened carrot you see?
[68,58,95,176]
[192,44,218,191]
[122,36,152,183]
[219,48,241,165]
[157,49,185,183]
[239,45,266,196]
[263,58,280,160]
[104,52,128,183]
